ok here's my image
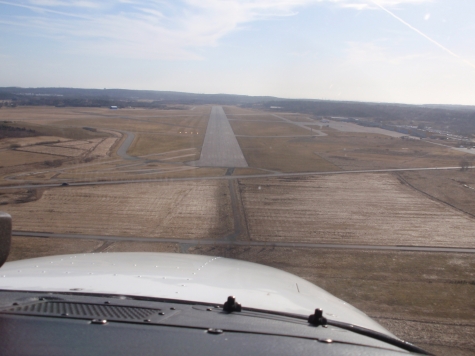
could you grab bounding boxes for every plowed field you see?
[90,137,118,157]
[8,181,233,239]
[240,173,475,247]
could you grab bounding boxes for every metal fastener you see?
[207,328,223,334]
[91,319,108,325]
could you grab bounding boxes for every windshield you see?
[0,1,474,355]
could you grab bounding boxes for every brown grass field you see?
[239,173,475,247]
[54,118,194,134]
[397,169,475,217]
[53,138,102,149]
[0,106,98,124]
[128,133,204,157]
[0,136,68,149]
[309,132,466,170]
[222,106,263,115]
[1,122,108,142]
[0,149,62,167]
[273,114,315,122]
[90,137,118,157]
[6,181,233,239]
[2,105,475,355]
[237,136,341,172]
[0,106,210,122]
[227,114,284,122]
[17,145,85,157]
[230,120,310,136]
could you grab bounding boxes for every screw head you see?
[207,328,223,335]
[91,319,108,325]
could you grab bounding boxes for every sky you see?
[0,0,474,105]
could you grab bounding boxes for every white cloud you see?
[28,0,100,8]
[340,3,369,10]
[424,13,430,20]
[1,0,434,60]
[330,0,433,8]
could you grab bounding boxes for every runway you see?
[191,106,248,168]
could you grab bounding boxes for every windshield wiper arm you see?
[307,308,432,355]
[221,297,431,355]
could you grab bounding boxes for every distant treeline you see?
[0,87,277,106]
[0,124,37,139]
[10,97,170,109]
[2,87,475,135]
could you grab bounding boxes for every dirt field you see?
[239,173,475,247]
[6,181,233,239]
